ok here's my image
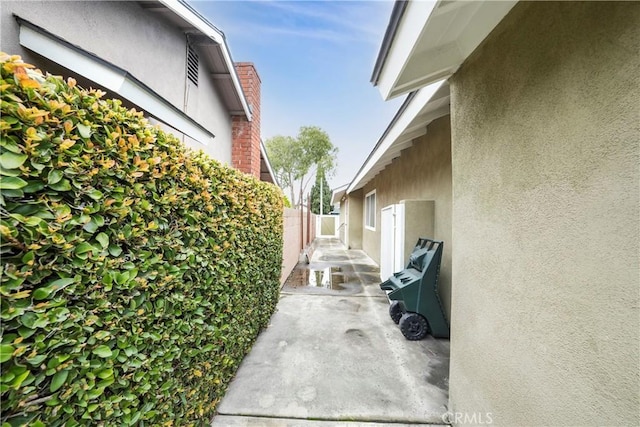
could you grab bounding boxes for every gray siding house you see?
[338,1,639,425]
[0,0,276,182]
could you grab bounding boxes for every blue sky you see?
[188,0,403,190]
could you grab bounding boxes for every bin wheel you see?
[399,312,429,340]
[389,301,403,324]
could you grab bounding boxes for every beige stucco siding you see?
[361,116,452,317]
[0,0,233,164]
[449,2,639,425]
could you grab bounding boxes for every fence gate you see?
[316,215,338,238]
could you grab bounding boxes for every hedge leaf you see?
[0,52,284,426]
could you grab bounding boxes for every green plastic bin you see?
[380,238,449,340]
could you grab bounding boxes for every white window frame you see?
[364,190,376,231]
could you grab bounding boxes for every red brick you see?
[231,63,262,178]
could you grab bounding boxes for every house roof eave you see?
[331,184,349,205]
[145,0,252,120]
[373,0,518,100]
[260,140,279,187]
[347,79,449,195]
[370,0,409,87]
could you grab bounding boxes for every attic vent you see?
[187,45,199,86]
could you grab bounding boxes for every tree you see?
[265,126,337,207]
[310,168,332,214]
[263,135,299,205]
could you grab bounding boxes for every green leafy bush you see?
[0,53,283,426]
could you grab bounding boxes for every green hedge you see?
[0,53,283,426]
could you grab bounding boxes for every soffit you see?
[347,80,449,194]
[375,0,517,100]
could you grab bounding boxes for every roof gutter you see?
[371,0,409,86]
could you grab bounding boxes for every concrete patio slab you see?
[212,239,450,426]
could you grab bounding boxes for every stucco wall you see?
[449,2,639,425]
[185,65,233,165]
[0,0,233,164]
[361,116,452,317]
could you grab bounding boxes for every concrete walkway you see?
[212,239,450,426]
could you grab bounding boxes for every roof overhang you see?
[347,79,449,193]
[372,0,518,100]
[331,184,349,205]
[140,0,252,119]
[260,140,278,185]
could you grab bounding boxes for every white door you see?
[380,204,405,280]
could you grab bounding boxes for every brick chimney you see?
[232,63,261,178]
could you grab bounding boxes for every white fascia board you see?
[19,22,214,145]
[158,0,225,44]
[376,0,438,101]
[158,0,252,121]
[347,79,446,194]
[217,40,252,120]
[119,78,214,145]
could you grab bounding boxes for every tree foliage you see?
[265,126,337,207]
[0,53,283,426]
[263,135,298,205]
[310,169,332,215]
